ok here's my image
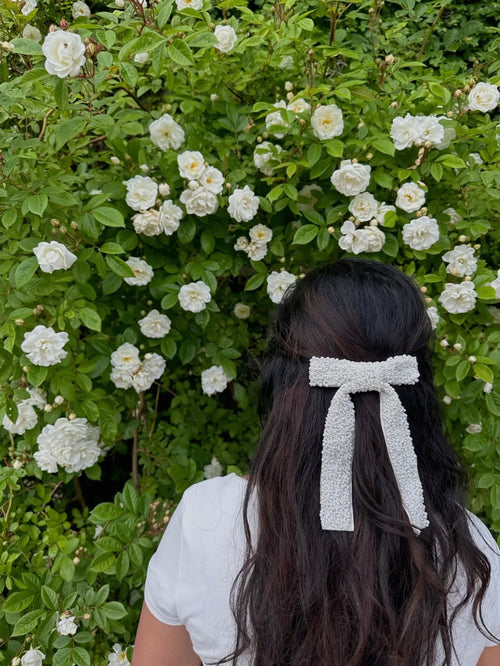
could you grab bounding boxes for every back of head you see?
[223,259,492,666]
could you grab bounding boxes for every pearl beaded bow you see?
[309,355,429,535]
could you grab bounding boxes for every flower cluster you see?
[253,141,283,176]
[178,150,223,217]
[390,114,452,150]
[34,417,101,474]
[110,343,166,392]
[234,224,273,261]
[339,222,386,254]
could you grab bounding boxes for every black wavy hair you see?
[219,259,494,666]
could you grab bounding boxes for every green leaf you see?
[100,242,125,254]
[27,194,49,217]
[292,224,318,245]
[55,118,87,151]
[11,38,43,55]
[101,601,127,620]
[473,363,494,383]
[90,552,116,573]
[179,338,197,364]
[437,154,466,169]
[168,40,194,67]
[15,256,38,288]
[116,550,130,581]
[59,555,75,582]
[41,585,59,610]
[105,255,136,278]
[244,273,265,291]
[3,590,35,613]
[71,647,91,666]
[93,207,125,228]
[90,502,123,523]
[12,610,45,637]
[6,399,18,424]
[80,308,102,332]
[486,392,500,417]
[27,364,48,388]
[283,183,298,200]
[307,143,322,167]
[430,163,443,182]
[372,137,395,156]
[54,79,69,112]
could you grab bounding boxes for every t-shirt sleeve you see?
[467,512,500,645]
[144,492,189,625]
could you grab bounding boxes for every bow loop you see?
[309,355,429,535]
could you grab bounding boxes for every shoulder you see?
[180,473,249,532]
[466,510,500,561]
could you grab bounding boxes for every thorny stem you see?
[132,392,147,493]
[417,3,446,60]
[73,475,86,509]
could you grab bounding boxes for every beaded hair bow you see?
[309,355,429,535]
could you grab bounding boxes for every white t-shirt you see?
[144,474,500,666]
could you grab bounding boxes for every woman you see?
[132,259,500,665]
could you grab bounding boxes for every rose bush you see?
[0,0,500,662]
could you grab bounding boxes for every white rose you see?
[434,117,457,150]
[402,216,440,251]
[348,192,379,222]
[287,98,310,114]
[130,353,166,392]
[266,270,296,304]
[108,645,131,666]
[233,303,250,319]
[427,306,439,330]
[18,0,36,14]
[138,310,172,338]
[176,0,203,9]
[297,184,322,212]
[390,114,420,150]
[228,185,260,222]
[35,417,101,473]
[438,281,477,314]
[159,200,183,234]
[488,270,500,298]
[279,55,293,69]
[123,175,158,211]
[57,615,78,636]
[466,423,482,434]
[234,236,249,252]
[413,115,444,147]
[201,366,229,396]
[443,207,461,227]
[395,181,426,213]
[198,166,224,194]
[246,241,268,261]
[311,104,344,140]
[484,382,493,393]
[26,387,47,409]
[2,401,38,435]
[21,649,45,666]
[338,221,368,255]
[204,456,224,478]
[178,281,212,312]
[177,150,205,180]
[374,202,396,225]
[158,183,171,196]
[149,113,185,151]
[363,226,386,253]
[134,51,149,64]
[132,209,162,236]
[468,152,483,166]
[72,0,90,18]
[110,365,134,389]
[330,160,371,196]
[33,241,77,273]
[249,223,272,244]
[265,100,289,138]
[22,24,42,41]
[42,30,86,78]
[21,325,69,366]
[442,245,477,277]
[123,257,154,286]
[253,142,282,176]
[179,186,218,216]
[214,25,237,53]
[468,82,499,113]
[111,343,141,371]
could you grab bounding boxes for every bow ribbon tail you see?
[320,386,356,531]
[379,385,429,534]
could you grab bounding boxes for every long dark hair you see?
[222,259,494,666]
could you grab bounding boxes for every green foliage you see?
[1,0,500,661]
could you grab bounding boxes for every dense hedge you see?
[0,0,500,663]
